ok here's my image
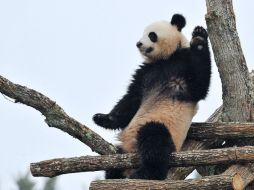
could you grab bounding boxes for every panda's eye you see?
[148,32,158,43]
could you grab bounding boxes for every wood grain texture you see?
[0,75,117,155]
[31,146,254,177]
[89,174,242,190]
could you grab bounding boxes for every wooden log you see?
[89,174,243,190]
[188,122,254,140]
[31,146,254,177]
[0,75,117,155]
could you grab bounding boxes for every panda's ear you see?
[171,14,186,31]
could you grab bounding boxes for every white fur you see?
[138,21,189,63]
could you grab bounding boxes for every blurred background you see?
[0,0,253,189]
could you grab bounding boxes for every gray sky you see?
[1,0,254,190]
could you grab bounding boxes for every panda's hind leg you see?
[105,146,125,179]
[130,122,175,180]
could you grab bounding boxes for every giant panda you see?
[93,14,211,180]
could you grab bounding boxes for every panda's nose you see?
[136,41,143,48]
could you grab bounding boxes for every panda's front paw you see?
[93,113,113,128]
[191,26,208,51]
[192,26,208,40]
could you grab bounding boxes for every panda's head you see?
[136,14,189,63]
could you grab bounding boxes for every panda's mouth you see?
[145,47,154,53]
[140,47,154,55]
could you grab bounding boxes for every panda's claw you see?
[192,26,208,40]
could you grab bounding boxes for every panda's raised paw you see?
[192,26,208,40]
[191,26,208,51]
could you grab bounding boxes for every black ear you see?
[171,14,186,31]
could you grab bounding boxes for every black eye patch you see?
[148,32,158,43]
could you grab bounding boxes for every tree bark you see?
[30,146,254,177]
[205,0,251,122]
[205,0,254,188]
[89,174,243,190]
[0,75,117,155]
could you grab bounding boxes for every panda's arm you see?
[187,26,211,101]
[93,69,143,130]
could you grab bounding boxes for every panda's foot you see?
[105,168,125,179]
[192,26,208,40]
[93,113,113,128]
[129,167,167,180]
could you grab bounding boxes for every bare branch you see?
[0,75,117,155]
[31,146,254,177]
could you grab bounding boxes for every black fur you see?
[170,14,186,31]
[93,67,144,130]
[130,122,175,180]
[93,26,211,180]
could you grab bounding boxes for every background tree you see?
[15,172,58,190]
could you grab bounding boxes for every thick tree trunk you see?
[205,0,251,122]
[205,1,254,188]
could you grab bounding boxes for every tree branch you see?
[31,146,254,177]
[89,174,243,190]
[0,75,117,155]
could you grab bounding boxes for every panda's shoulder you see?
[170,48,191,60]
[131,63,158,81]
[175,47,190,55]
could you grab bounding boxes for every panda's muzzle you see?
[136,41,153,54]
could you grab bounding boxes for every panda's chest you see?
[142,68,188,97]
[167,76,187,92]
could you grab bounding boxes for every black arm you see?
[93,68,143,130]
[188,26,212,102]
